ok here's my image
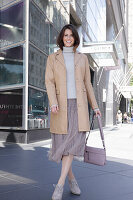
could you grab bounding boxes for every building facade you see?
[128,0,133,63]
[105,0,128,124]
[0,0,128,143]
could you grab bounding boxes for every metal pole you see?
[24,0,29,131]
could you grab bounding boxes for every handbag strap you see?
[85,114,106,150]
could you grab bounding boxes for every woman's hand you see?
[94,109,101,117]
[51,105,59,114]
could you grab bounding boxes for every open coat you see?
[45,49,98,134]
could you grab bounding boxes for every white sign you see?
[120,86,133,92]
[82,44,113,54]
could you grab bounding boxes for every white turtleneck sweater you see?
[63,46,76,99]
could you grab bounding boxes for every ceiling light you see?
[0,57,5,60]
[3,24,14,29]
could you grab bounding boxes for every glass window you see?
[49,24,58,54]
[29,2,50,54]
[86,0,106,42]
[53,1,69,31]
[0,89,23,127]
[0,0,13,7]
[32,0,49,15]
[32,0,69,31]
[29,1,68,54]
[87,4,98,40]
[0,1,25,48]
[28,87,49,129]
[29,45,47,89]
[0,45,24,86]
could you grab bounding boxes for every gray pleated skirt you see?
[49,99,86,163]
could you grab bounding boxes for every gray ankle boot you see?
[52,184,64,200]
[68,179,81,195]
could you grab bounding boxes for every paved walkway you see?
[0,123,133,200]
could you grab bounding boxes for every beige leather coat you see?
[45,49,98,134]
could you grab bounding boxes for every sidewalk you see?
[0,124,133,200]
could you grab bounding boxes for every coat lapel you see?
[74,51,81,67]
[55,49,66,68]
[55,48,81,68]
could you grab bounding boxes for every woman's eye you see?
[64,34,73,37]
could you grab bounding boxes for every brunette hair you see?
[57,24,80,50]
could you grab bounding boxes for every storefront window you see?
[28,87,49,129]
[0,46,23,86]
[0,1,25,48]
[29,45,47,89]
[0,89,23,127]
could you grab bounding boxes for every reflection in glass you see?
[29,2,49,53]
[29,1,70,55]
[28,87,49,129]
[32,0,69,31]
[87,0,106,41]
[0,46,23,86]
[29,45,47,89]
[49,24,58,54]
[0,89,23,127]
[0,0,13,7]
[0,1,24,48]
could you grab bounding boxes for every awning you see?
[82,41,124,67]
[119,86,133,99]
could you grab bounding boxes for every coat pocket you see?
[82,88,88,104]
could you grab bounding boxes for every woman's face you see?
[63,29,75,47]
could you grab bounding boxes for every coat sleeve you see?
[84,55,99,110]
[45,55,58,107]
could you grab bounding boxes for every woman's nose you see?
[66,35,72,39]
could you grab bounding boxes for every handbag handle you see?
[85,114,106,150]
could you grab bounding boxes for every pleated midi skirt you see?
[49,99,86,163]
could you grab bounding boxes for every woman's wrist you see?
[50,104,58,112]
[51,104,58,108]
[94,108,99,112]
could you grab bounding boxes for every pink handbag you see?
[84,115,106,166]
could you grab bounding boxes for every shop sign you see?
[82,44,113,54]
[0,89,22,127]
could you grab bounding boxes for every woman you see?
[45,24,101,200]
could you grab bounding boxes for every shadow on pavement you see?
[0,142,133,200]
